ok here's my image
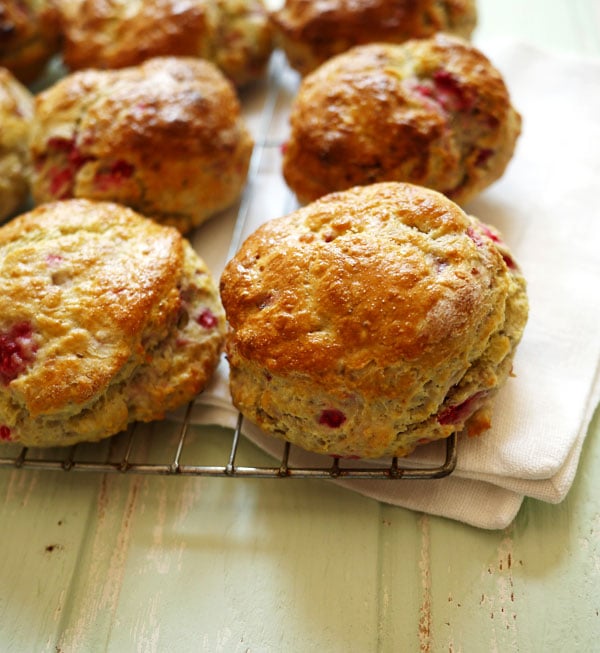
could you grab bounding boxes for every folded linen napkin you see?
[183,41,600,530]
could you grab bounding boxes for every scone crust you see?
[29,56,254,232]
[220,182,528,458]
[0,199,225,447]
[211,0,274,86]
[0,0,62,83]
[0,68,34,221]
[59,0,273,86]
[271,0,477,75]
[283,36,521,206]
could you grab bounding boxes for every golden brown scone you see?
[0,199,225,447]
[0,0,62,83]
[29,56,254,233]
[270,0,477,75]
[211,0,275,86]
[283,36,521,206]
[220,182,528,459]
[58,0,273,86]
[0,67,34,221]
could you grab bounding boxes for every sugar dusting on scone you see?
[0,199,225,447]
[283,35,521,207]
[220,182,528,459]
[29,56,254,233]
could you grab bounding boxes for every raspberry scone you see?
[270,0,477,76]
[29,56,254,233]
[58,0,273,86]
[283,35,521,206]
[0,199,225,447]
[0,67,34,221]
[0,0,61,83]
[220,182,528,459]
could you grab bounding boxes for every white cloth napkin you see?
[181,41,600,530]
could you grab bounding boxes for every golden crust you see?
[211,0,276,86]
[283,36,521,206]
[0,67,34,221]
[223,182,505,381]
[29,56,254,232]
[0,0,62,83]
[58,0,273,86]
[0,199,225,447]
[270,0,477,75]
[220,182,528,458]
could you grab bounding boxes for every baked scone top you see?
[0,0,62,82]
[58,0,217,70]
[270,0,477,75]
[59,0,273,86]
[31,56,246,161]
[283,36,521,205]
[28,55,254,230]
[221,182,518,395]
[0,199,186,415]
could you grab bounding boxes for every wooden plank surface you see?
[1,1,599,651]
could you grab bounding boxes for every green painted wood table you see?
[1,1,599,651]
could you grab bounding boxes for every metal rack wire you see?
[0,408,457,480]
[0,52,458,482]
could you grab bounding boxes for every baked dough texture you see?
[29,56,254,233]
[0,0,62,83]
[58,0,273,86]
[0,67,34,221]
[0,199,225,447]
[270,0,477,75]
[283,36,521,206]
[220,182,528,459]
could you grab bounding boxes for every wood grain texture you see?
[1,1,599,651]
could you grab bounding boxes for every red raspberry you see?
[432,70,474,112]
[47,137,92,168]
[468,225,517,270]
[46,137,74,154]
[0,322,37,385]
[44,138,93,198]
[475,148,494,167]
[45,253,64,265]
[437,391,488,425]
[94,160,135,191]
[197,309,218,329]
[48,167,74,198]
[318,409,347,428]
[410,71,474,113]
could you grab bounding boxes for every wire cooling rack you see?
[0,53,458,482]
[0,409,458,480]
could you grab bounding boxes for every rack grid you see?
[0,408,458,480]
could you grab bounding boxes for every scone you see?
[220,182,528,459]
[29,56,254,233]
[270,0,477,75]
[283,36,521,206]
[0,0,62,83]
[0,199,225,448]
[0,67,34,221]
[58,0,273,86]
